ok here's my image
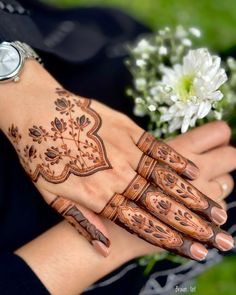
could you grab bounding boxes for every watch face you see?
[0,43,21,81]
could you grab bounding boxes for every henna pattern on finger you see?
[51,196,110,247]
[101,194,208,260]
[101,194,183,249]
[136,132,199,179]
[137,154,223,222]
[153,167,208,209]
[137,132,188,174]
[123,174,213,241]
[144,190,213,241]
[8,88,111,183]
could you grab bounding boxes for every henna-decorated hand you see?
[1,62,235,261]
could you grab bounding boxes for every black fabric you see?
[0,252,49,295]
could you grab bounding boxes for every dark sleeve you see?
[0,0,45,50]
[0,252,50,295]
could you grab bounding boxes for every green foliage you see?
[193,256,236,295]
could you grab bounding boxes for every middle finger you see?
[200,146,236,179]
[136,154,228,225]
[123,174,233,251]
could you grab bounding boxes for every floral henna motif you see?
[137,154,208,210]
[153,168,209,209]
[119,206,183,247]
[137,154,223,223]
[101,194,183,249]
[137,132,188,173]
[144,191,213,240]
[8,88,111,183]
[122,174,213,240]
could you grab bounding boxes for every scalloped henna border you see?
[22,98,111,184]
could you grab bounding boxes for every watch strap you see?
[12,41,42,64]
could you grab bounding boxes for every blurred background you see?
[46,0,236,52]
[44,1,236,294]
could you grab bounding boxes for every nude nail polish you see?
[92,240,110,257]
[182,160,199,180]
[215,233,235,251]
[190,243,208,261]
[211,207,227,225]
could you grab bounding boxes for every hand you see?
[168,122,234,205]
[1,61,234,260]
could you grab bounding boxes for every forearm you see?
[15,219,157,295]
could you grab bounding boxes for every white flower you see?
[158,46,168,55]
[214,110,223,120]
[134,104,146,116]
[159,48,227,133]
[227,57,236,70]
[135,78,146,90]
[136,59,146,67]
[133,39,156,55]
[148,104,157,112]
[189,27,201,38]
[135,97,143,104]
[175,26,188,39]
[182,38,192,47]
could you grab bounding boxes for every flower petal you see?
[197,101,212,118]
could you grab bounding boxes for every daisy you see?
[159,48,227,133]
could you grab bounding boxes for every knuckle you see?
[224,146,236,164]
[227,174,234,190]
[216,121,231,141]
[118,112,132,124]
[111,165,136,194]
[119,112,140,130]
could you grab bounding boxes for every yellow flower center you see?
[177,75,195,102]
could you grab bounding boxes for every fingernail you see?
[215,233,234,251]
[190,243,208,261]
[211,207,227,225]
[92,240,110,257]
[183,160,199,180]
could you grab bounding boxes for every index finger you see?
[136,131,199,180]
[168,121,231,154]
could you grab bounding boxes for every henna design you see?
[101,194,183,249]
[154,168,209,209]
[137,154,208,207]
[137,132,188,174]
[123,175,150,201]
[144,191,213,240]
[8,88,111,183]
[51,196,110,247]
[8,124,22,144]
[137,154,222,222]
[123,174,213,240]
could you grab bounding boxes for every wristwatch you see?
[0,41,42,83]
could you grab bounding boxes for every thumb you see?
[48,195,111,257]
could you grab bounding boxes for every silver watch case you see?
[0,41,25,83]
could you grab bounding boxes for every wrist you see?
[0,60,60,132]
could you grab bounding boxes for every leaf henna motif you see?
[118,206,183,248]
[144,191,213,240]
[153,168,208,209]
[8,88,111,183]
[8,124,21,144]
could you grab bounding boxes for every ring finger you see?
[200,146,236,179]
[122,174,233,251]
[100,194,208,261]
[209,174,234,202]
[136,154,228,225]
